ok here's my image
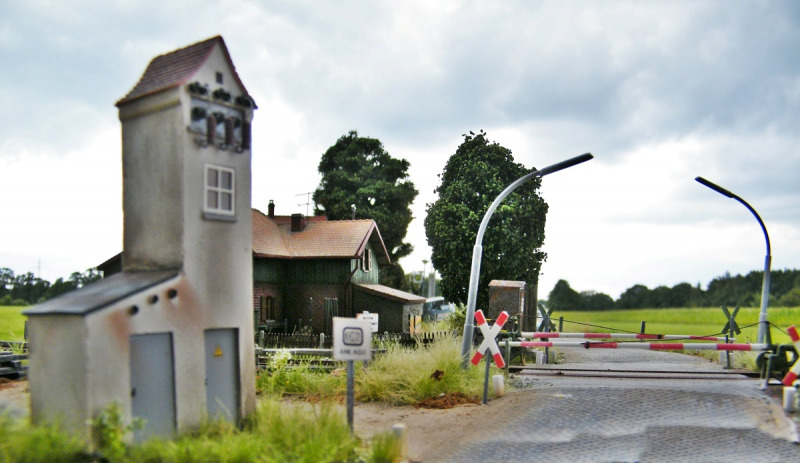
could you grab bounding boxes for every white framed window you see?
[204,164,235,217]
[361,248,372,272]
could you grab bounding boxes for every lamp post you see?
[695,176,772,344]
[460,153,594,367]
[421,260,429,297]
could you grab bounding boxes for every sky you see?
[1,0,798,300]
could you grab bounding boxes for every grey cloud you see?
[259,1,799,163]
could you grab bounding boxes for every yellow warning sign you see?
[214,345,223,357]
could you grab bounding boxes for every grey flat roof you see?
[24,271,178,316]
[354,283,426,304]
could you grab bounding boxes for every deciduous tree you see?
[548,279,581,310]
[313,131,418,289]
[425,131,547,309]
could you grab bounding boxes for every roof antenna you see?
[295,191,313,216]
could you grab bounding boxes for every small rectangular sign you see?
[333,317,372,361]
[357,311,379,333]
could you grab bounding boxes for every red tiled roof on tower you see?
[116,35,254,107]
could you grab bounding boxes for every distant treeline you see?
[548,269,800,311]
[5,265,800,310]
[0,267,102,306]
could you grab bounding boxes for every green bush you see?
[446,303,467,335]
[256,350,346,399]
[778,287,800,308]
[91,402,143,459]
[256,336,501,406]
[0,414,87,462]
[0,400,401,463]
[357,335,499,405]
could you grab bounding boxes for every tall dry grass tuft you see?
[357,335,501,404]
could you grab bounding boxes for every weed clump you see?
[357,336,501,405]
[0,414,87,462]
[1,400,401,463]
[256,349,346,399]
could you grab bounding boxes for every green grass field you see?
[4,305,800,344]
[552,306,800,345]
[0,306,27,341]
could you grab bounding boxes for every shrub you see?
[0,414,87,462]
[256,350,346,399]
[91,402,143,460]
[357,335,499,405]
[778,287,800,307]
[127,400,399,463]
[0,400,401,462]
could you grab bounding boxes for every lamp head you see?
[695,176,735,199]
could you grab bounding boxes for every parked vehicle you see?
[422,297,454,322]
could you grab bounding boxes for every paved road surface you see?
[428,349,800,463]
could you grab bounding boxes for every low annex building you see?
[25,36,257,442]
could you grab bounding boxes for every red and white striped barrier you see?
[471,309,508,368]
[781,326,800,386]
[520,332,732,342]
[510,340,770,352]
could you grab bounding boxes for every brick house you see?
[252,203,424,334]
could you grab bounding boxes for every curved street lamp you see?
[460,153,594,367]
[695,176,772,344]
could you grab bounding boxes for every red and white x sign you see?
[781,325,800,386]
[470,309,509,368]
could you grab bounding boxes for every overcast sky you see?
[1,1,798,300]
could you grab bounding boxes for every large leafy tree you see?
[313,131,418,289]
[425,131,548,310]
[548,279,581,310]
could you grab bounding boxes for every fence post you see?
[640,321,646,335]
[505,338,510,370]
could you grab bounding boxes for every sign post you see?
[470,309,508,404]
[333,317,372,432]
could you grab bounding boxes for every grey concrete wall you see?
[178,43,256,421]
[27,316,89,440]
[119,88,185,272]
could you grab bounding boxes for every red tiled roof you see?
[252,209,390,264]
[116,35,253,107]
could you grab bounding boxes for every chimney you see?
[291,213,306,232]
[268,200,275,218]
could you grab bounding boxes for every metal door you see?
[130,332,176,440]
[204,328,240,422]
